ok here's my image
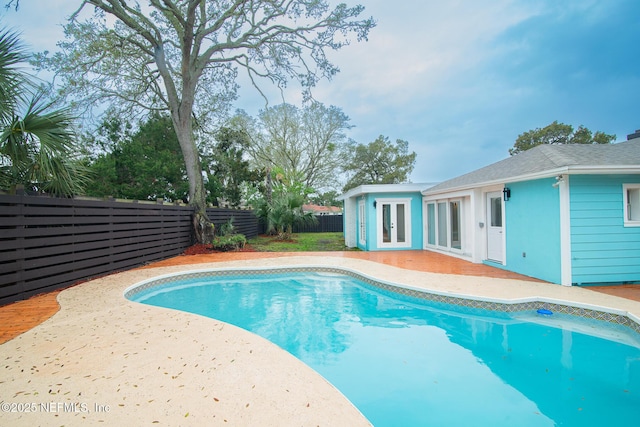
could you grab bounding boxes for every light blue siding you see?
[570,174,640,284]
[355,192,423,251]
[505,178,562,283]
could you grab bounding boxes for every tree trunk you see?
[148,23,215,244]
[173,115,214,244]
[265,166,273,204]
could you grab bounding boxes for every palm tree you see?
[256,190,317,240]
[0,29,89,196]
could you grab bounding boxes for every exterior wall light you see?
[503,187,511,201]
[552,175,564,188]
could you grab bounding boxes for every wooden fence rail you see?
[0,194,258,306]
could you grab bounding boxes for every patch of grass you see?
[247,232,358,252]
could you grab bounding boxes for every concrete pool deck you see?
[1,252,640,426]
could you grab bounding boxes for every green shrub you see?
[218,217,236,237]
[210,234,246,251]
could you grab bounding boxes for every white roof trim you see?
[422,165,640,196]
[339,183,436,200]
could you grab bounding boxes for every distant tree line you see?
[78,103,417,206]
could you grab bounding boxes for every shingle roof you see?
[424,139,640,194]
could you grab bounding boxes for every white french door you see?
[377,199,411,248]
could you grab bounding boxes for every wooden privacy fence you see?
[206,207,259,237]
[0,193,258,306]
[293,214,343,233]
[257,214,344,234]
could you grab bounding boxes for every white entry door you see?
[377,199,411,248]
[486,192,504,263]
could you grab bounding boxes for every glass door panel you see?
[450,201,461,250]
[382,203,391,243]
[427,203,436,245]
[491,197,502,227]
[396,204,406,243]
[437,202,447,247]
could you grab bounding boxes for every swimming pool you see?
[127,268,640,426]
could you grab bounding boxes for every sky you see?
[2,0,640,185]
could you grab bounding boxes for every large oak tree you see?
[342,135,416,192]
[509,121,616,156]
[37,0,374,242]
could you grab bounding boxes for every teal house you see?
[340,136,640,286]
[339,183,433,252]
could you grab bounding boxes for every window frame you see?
[623,184,640,227]
[425,198,463,253]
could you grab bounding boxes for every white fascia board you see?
[422,188,474,201]
[422,168,570,197]
[422,165,640,197]
[563,165,640,174]
[422,165,640,196]
[338,183,435,200]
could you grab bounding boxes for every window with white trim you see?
[624,184,640,226]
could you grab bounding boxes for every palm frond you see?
[0,28,121,196]
[0,29,29,118]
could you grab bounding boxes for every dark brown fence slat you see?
[206,208,259,239]
[1,225,190,252]
[0,268,19,285]
[292,215,343,233]
[0,194,259,306]
[256,214,343,234]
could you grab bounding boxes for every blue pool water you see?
[128,271,640,426]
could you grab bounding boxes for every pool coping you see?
[3,255,640,426]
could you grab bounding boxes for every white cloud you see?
[317,1,541,105]
[6,0,640,185]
